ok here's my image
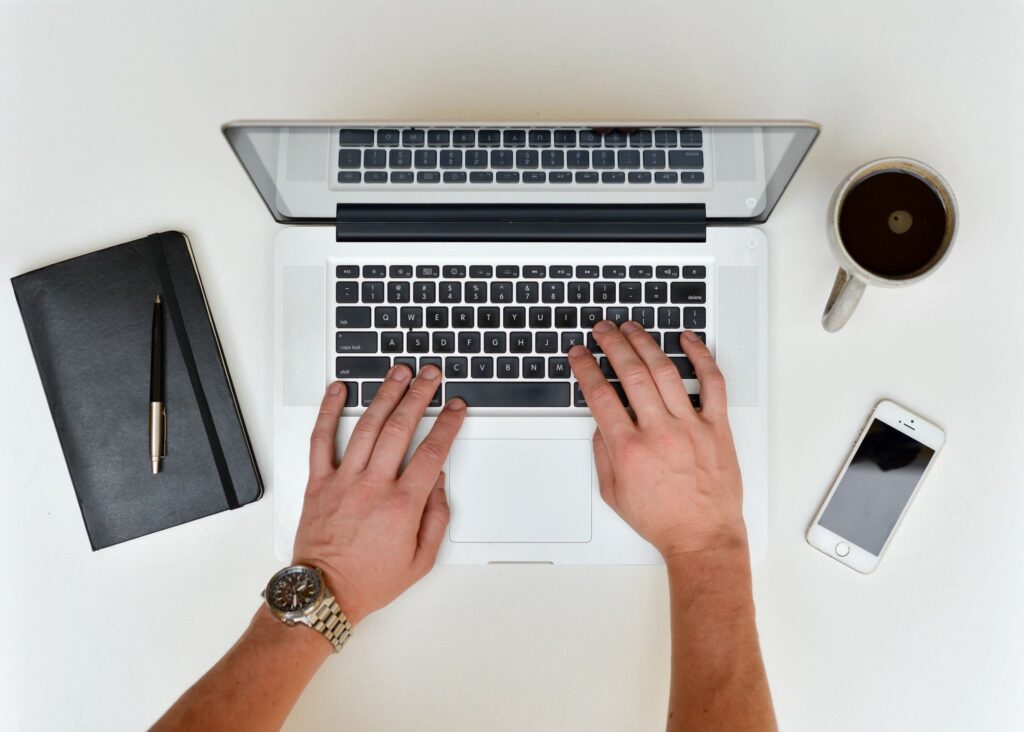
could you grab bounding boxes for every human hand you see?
[568,322,747,560]
[291,364,466,626]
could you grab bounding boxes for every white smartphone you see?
[806,399,945,573]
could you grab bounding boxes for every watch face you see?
[267,567,323,616]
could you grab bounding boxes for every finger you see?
[590,321,667,422]
[568,344,635,442]
[413,472,450,574]
[308,381,348,479]
[592,428,619,513]
[343,364,412,470]
[680,331,727,418]
[401,397,468,498]
[618,321,694,417]
[368,365,444,474]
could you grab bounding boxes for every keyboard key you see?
[402,129,425,146]
[561,331,585,353]
[657,307,681,329]
[602,265,626,279]
[575,265,599,279]
[550,265,574,279]
[594,282,616,303]
[446,381,570,407]
[555,307,578,328]
[503,307,526,328]
[470,171,494,183]
[432,331,456,353]
[446,357,468,378]
[443,171,467,183]
[415,265,440,278]
[361,281,384,302]
[645,281,667,302]
[490,281,513,303]
[535,331,558,353]
[516,281,539,303]
[361,382,383,407]
[643,150,666,168]
[619,281,642,302]
[381,332,403,352]
[580,307,603,327]
[471,357,494,378]
[617,150,640,168]
[491,150,513,168]
[469,265,492,278]
[427,130,451,146]
[655,172,678,184]
[439,281,462,303]
[390,149,412,168]
[529,130,552,146]
[466,149,488,168]
[523,171,546,183]
[338,149,361,168]
[417,171,440,183]
[523,265,546,278]
[628,171,652,184]
[503,130,527,147]
[337,171,361,183]
[510,331,532,353]
[516,149,539,168]
[592,150,615,169]
[496,265,519,278]
[554,130,577,146]
[632,306,655,328]
[336,306,371,328]
[453,129,475,146]
[654,129,677,147]
[426,307,448,328]
[548,357,571,378]
[339,129,374,146]
[413,282,436,303]
[665,331,703,352]
[389,265,413,278]
[669,357,696,378]
[598,357,618,379]
[459,332,481,353]
[680,172,704,184]
[684,307,706,329]
[523,357,545,378]
[606,307,629,325]
[604,131,628,147]
[578,130,602,147]
[374,306,397,328]
[683,265,707,279]
[529,306,552,328]
[601,172,625,183]
[336,282,358,303]
[671,282,706,303]
[484,332,506,353]
[400,307,423,328]
[478,307,500,328]
[387,281,410,303]
[377,129,400,146]
[336,332,377,353]
[452,307,474,328]
[669,150,704,169]
[443,265,467,278]
[407,332,429,353]
[390,171,414,183]
[629,266,653,279]
[585,333,602,354]
[336,356,390,379]
[364,171,387,183]
[440,150,463,168]
[542,150,565,169]
[629,130,653,147]
[656,265,679,278]
[575,171,598,183]
[496,171,520,183]
[466,282,487,303]
[478,130,501,146]
[542,281,565,303]
[336,265,359,278]
[364,150,387,168]
[679,129,703,146]
[394,356,417,372]
[544,170,570,183]
[415,150,438,168]
[497,357,519,379]
[567,150,589,168]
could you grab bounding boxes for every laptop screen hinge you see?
[334,204,706,242]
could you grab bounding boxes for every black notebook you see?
[12,231,263,549]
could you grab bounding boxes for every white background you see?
[2,1,1022,730]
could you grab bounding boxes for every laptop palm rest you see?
[448,438,592,543]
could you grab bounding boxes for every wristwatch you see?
[261,565,352,653]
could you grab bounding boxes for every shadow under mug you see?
[822,157,958,332]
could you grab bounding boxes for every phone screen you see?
[818,419,935,555]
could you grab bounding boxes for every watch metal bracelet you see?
[310,595,352,653]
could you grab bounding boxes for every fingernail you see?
[594,320,615,333]
[420,365,440,381]
[447,398,466,411]
[683,330,700,342]
[389,365,411,382]
[620,321,641,334]
[327,381,343,395]
[568,344,588,358]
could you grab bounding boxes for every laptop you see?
[223,120,819,564]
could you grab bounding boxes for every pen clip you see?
[161,406,167,458]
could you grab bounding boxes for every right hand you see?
[568,322,747,559]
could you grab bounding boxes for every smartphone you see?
[806,399,945,573]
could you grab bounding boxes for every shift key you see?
[336,357,391,379]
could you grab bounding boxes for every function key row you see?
[339,128,702,149]
[336,265,706,279]
[337,170,703,185]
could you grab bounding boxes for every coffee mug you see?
[822,157,958,332]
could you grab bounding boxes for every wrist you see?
[664,538,754,613]
[290,558,368,628]
[250,604,334,662]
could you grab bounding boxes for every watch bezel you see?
[263,565,326,624]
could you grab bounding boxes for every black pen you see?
[149,294,165,474]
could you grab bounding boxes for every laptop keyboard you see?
[333,262,709,410]
[335,127,705,186]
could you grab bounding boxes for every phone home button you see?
[835,542,851,557]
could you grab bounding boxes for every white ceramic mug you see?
[822,157,958,332]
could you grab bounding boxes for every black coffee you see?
[838,171,948,278]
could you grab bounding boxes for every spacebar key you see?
[445,382,570,407]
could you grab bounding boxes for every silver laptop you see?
[224,120,818,564]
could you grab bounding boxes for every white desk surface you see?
[2,1,1022,729]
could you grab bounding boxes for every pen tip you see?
[155,294,161,303]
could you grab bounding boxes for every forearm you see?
[151,606,332,732]
[665,542,776,732]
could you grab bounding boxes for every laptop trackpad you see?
[449,438,592,543]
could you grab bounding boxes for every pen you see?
[149,294,165,474]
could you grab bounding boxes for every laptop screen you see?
[223,122,818,225]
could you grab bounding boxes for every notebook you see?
[11,231,263,549]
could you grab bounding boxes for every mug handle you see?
[821,268,866,332]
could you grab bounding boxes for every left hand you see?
[292,364,467,626]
